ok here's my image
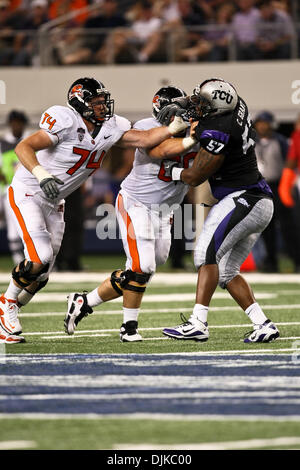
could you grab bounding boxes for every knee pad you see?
[110,269,152,295]
[12,260,49,288]
[26,277,49,295]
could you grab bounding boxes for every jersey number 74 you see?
[67,147,106,175]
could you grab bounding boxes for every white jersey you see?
[121,117,200,208]
[13,105,131,201]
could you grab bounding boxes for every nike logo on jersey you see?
[104,135,112,139]
[25,193,33,197]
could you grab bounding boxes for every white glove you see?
[163,161,184,181]
[167,116,189,136]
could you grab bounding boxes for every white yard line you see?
[12,292,277,303]
[115,436,300,450]
[2,390,300,400]
[0,441,36,450]
[2,272,300,285]
[3,349,299,356]
[40,334,111,339]
[22,323,300,336]
[17,304,300,317]
[0,412,300,421]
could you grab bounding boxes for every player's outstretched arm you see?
[116,116,188,149]
[15,130,64,200]
[147,118,198,159]
[148,136,197,159]
[15,130,54,171]
[170,147,225,186]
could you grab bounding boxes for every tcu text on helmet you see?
[211,89,234,104]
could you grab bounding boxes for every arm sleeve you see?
[195,127,230,155]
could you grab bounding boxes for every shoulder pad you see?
[133,117,159,130]
[39,105,75,135]
[114,114,131,132]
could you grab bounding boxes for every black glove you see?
[171,96,190,109]
[157,104,188,126]
[40,176,64,200]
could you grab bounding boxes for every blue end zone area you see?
[1,354,299,418]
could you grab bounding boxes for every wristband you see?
[172,167,184,181]
[32,165,53,183]
[167,116,188,135]
[182,136,197,150]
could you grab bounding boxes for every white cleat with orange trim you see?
[0,295,22,335]
[0,330,25,344]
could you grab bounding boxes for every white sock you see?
[191,304,209,324]
[245,302,268,325]
[5,279,22,301]
[86,288,103,307]
[123,307,139,324]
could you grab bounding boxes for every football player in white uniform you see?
[0,78,189,344]
[65,86,201,342]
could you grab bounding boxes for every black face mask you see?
[187,94,214,119]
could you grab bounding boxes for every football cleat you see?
[244,319,280,343]
[0,330,25,344]
[120,320,142,342]
[163,313,209,342]
[64,292,93,335]
[0,294,22,335]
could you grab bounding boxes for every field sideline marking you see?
[3,347,300,354]
[0,412,299,421]
[115,436,300,450]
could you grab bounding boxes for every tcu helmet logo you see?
[69,84,83,100]
[212,89,233,104]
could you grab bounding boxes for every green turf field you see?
[0,255,300,450]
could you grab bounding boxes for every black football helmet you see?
[67,77,114,125]
[152,86,187,120]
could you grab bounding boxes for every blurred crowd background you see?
[1,0,300,273]
[0,0,299,66]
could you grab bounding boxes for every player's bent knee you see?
[218,269,240,290]
[194,256,205,271]
[12,260,50,288]
[110,269,152,295]
[37,246,54,266]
